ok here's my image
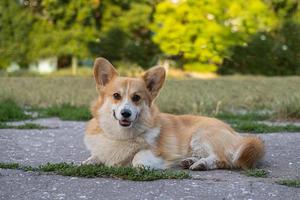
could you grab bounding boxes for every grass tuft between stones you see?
[0,162,190,181]
[245,169,268,178]
[276,179,300,188]
[0,122,49,129]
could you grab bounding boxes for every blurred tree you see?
[219,21,300,75]
[27,0,101,72]
[219,1,300,75]
[89,0,161,68]
[265,0,299,19]
[0,0,33,68]
[151,0,278,71]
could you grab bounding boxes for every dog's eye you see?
[113,93,121,100]
[132,94,141,102]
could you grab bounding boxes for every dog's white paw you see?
[132,150,166,170]
[82,156,101,165]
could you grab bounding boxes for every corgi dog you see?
[83,57,264,170]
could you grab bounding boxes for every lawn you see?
[1,76,300,119]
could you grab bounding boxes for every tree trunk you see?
[72,56,78,76]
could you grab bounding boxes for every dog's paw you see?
[180,157,198,169]
[189,159,208,171]
[81,156,101,165]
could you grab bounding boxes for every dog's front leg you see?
[132,150,166,169]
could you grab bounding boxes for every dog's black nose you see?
[121,109,132,118]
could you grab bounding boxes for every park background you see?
[0,0,300,193]
[1,0,300,129]
[1,0,300,76]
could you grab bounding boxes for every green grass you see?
[1,76,300,125]
[1,76,300,119]
[0,163,20,169]
[231,122,300,133]
[245,169,269,178]
[276,179,300,188]
[217,112,300,133]
[0,162,190,181]
[217,112,271,122]
[0,122,49,129]
[1,99,300,132]
[0,99,31,122]
[245,169,268,178]
[35,104,91,121]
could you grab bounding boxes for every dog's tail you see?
[233,136,265,169]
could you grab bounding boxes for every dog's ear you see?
[143,66,166,100]
[93,57,118,89]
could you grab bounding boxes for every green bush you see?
[94,27,128,61]
[93,27,160,69]
[183,62,217,73]
[219,21,300,75]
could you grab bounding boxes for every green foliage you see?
[95,27,128,61]
[0,122,48,129]
[265,0,299,19]
[2,77,300,119]
[1,0,298,75]
[219,21,300,75]
[0,0,33,68]
[216,112,270,121]
[276,179,300,188]
[151,0,277,68]
[36,104,91,121]
[183,62,217,73]
[231,122,300,133]
[91,1,160,68]
[0,163,20,169]
[217,112,300,133]
[0,162,190,181]
[39,162,190,181]
[245,169,268,177]
[28,0,101,61]
[0,99,30,122]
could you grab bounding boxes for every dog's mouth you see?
[113,110,133,127]
[118,119,132,127]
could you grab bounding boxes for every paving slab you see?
[1,118,299,200]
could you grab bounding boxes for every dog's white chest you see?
[84,134,146,166]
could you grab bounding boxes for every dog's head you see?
[93,58,165,137]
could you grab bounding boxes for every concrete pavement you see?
[1,118,299,200]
